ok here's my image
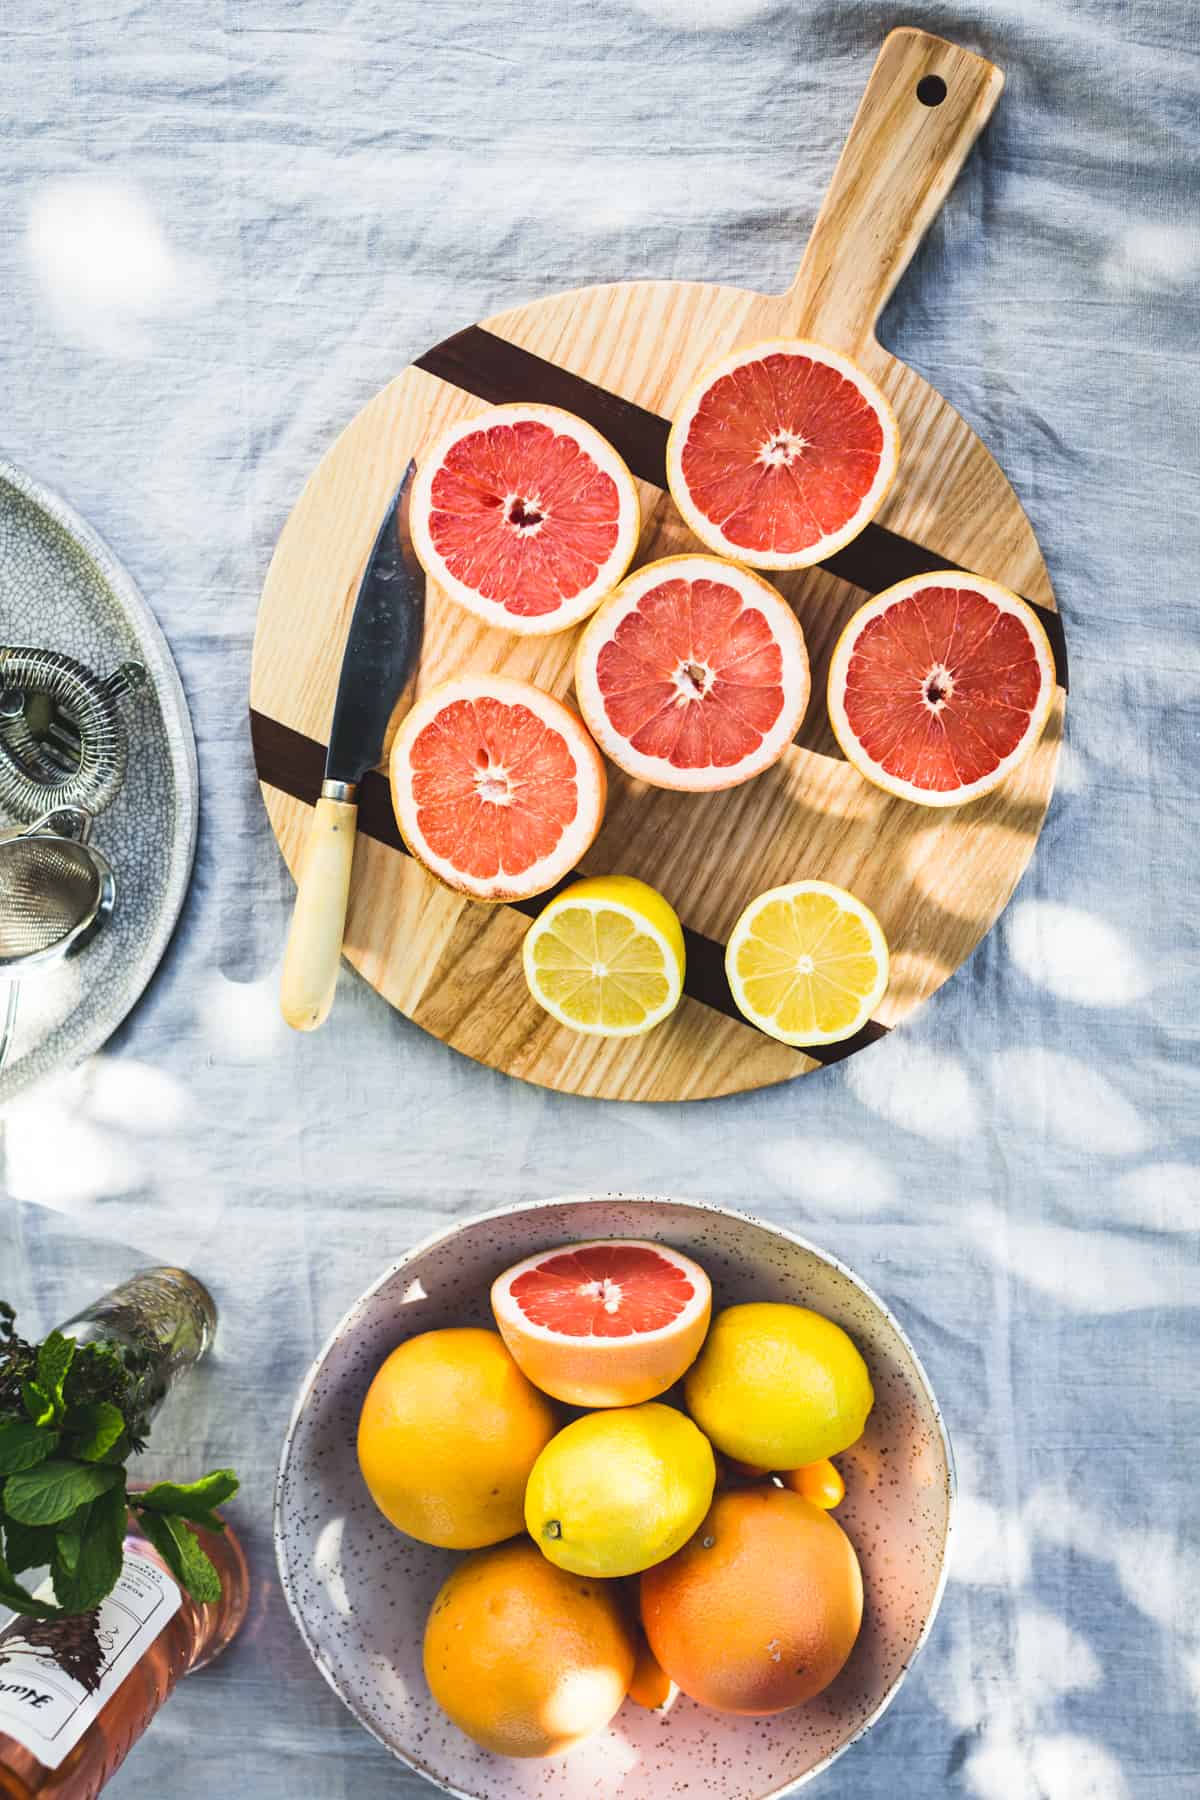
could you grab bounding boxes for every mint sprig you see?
[0,1305,239,1617]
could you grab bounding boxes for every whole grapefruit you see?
[356,1326,556,1548]
[423,1540,635,1757]
[640,1486,863,1714]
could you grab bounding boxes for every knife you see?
[280,461,424,1031]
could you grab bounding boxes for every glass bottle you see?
[0,1270,248,1798]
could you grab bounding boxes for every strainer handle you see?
[280,788,358,1031]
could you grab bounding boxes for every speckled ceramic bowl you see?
[275,1196,954,1798]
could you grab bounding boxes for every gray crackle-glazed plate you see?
[0,458,198,1106]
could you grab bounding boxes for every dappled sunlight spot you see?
[1005,901,1150,1006]
[846,1042,979,1141]
[757,1135,897,1211]
[627,0,773,25]
[989,1049,1150,1155]
[1109,1161,1199,1233]
[967,1211,1189,1312]
[903,818,1029,902]
[4,1104,143,1208]
[1051,740,1087,794]
[878,945,954,1013]
[26,177,214,355]
[1029,1735,1131,1799]
[1027,1486,1200,1638]
[1103,221,1200,294]
[86,1054,190,1132]
[1015,1606,1102,1697]
[202,968,285,1061]
[541,1666,630,1744]
[968,1730,1130,1800]
[949,1488,1031,1587]
[312,1517,352,1620]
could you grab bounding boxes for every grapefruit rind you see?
[573,553,811,793]
[409,402,641,637]
[522,877,686,1039]
[388,674,607,903]
[491,1238,713,1408]
[665,338,900,571]
[724,879,890,1049]
[827,570,1057,808]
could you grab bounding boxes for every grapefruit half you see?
[666,339,899,570]
[410,403,640,635]
[388,675,606,901]
[827,571,1056,807]
[491,1238,712,1407]
[573,554,810,792]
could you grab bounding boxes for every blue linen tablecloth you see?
[1,2,1197,1795]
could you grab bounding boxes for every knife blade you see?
[280,461,425,1031]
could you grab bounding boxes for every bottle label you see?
[0,1553,182,1770]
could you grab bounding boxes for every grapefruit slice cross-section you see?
[410,403,641,635]
[574,554,810,792]
[491,1238,713,1407]
[389,674,607,901]
[666,339,899,570]
[827,572,1057,807]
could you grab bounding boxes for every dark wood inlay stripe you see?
[415,325,1068,692]
[250,708,889,1067]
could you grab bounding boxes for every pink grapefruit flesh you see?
[574,554,810,792]
[666,339,899,570]
[389,675,606,900]
[491,1238,713,1407]
[828,572,1057,807]
[410,404,640,635]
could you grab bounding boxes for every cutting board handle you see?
[784,28,1004,351]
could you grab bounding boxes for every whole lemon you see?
[684,1302,873,1469]
[424,1540,635,1758]
[357,1327,556,1548]
[525,1401,715,1578]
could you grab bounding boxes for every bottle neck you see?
[55,1269,216,1430]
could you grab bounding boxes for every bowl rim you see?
[274,1193,957,1799]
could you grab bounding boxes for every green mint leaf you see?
[21,1381,53,1427]
[36,1332,76,1420]
[65,1401,126,1463]
[55,1501,92,1575]
[4,1459,122,1526]
[51,1485,126,1613]
[144,1512,222,1606]
[2,1518,57,1575]
[136,1470,238,1522]
[0,1544,62,1618]
[0,1419,59,1474]
[134,1507,185,1586]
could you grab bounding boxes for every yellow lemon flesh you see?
[684,1302,874,1470]
[724,879,888,1047]
[357,1327,557,1548]
[525,1401,715,1578]
[522,874,685,1037]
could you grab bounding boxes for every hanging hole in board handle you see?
[916,74,948,106]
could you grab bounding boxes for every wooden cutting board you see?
[250,27,1066,1103]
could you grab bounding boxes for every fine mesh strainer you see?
[0,808,116,1068]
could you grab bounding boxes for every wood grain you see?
[250,27,1064,1102]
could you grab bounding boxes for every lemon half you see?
[523,875,685,1037]
[725,880,888,1047]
